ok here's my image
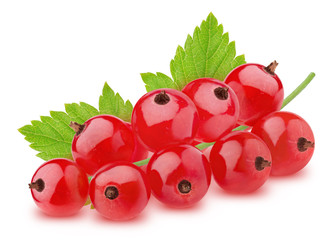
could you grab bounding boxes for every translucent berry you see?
[210,132,272,193]
[71,115,135,175]
[225,61,284,126]
[182,78,240,142]
[89,162,151,221]
[132,89,199,151]
[29,158,89,216]
[147,145,211,207]
[251,111,315,176]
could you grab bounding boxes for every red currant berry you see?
[251,111,315,176]
[182,78,240,142]
[210,132,272,193]
[89,162,151,221]
[224,61,284,126]
[147,145,211,208]
[71,115,135,176]
[132,89,199,151]
[29,158,89,217]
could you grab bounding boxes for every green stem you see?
[195,141,215,150]
[133,72,316,165]
[232,125,249,131]
[133,158,150,167]
[280,72,315,109]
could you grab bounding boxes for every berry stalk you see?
[133,158,151,167]
[281,72,315,109]
[133,72,316,164]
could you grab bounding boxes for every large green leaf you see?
[141,12,246,91]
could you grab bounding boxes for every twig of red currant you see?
[29,61,315,220]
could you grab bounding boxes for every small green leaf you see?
[142,12,246,91]
[18,112,74,161]
[19,83,134,161]
[141,72,177,92]
[65,102,99,124]
[99,82,133,122]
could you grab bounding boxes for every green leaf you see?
[19,83,133,161]
[141,72,177,92]
[65,102,99,124]
[142,12,246,91]
[18,111,75,161]
[99,82,133,122]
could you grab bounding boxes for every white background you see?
[1,0,328,239]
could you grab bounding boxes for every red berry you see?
[89,162,151,221]
[210,132,272,193]
[132,89,199,151]
[147,145,211,208]
[251,111,315,176]
[71,115,135,176]
[182,78,240,142]
[29,158,89,217]
[224,61,284,126]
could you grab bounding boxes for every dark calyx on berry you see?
[178,180,192,194]
[154,90,170,105]
[297,137,315,152]
[69,122,85,136]
[105,186,119,200]
[214,87,229,100]
[264,60,279,75]
[255,156,271,171]
[29,178,45,192]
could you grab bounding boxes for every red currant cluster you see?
[29,61,315,220]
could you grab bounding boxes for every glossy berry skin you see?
[89,162,151,221]
[125,122,150,162]
[210,132,272,193]
[182,78,240,142]
[224,63,284,126]
[201,145,213,161]
[71,115,135,176]
[139,164,148,174]
[147,145,211,208]
[29,159,89,217]
[132,88,200,151]
[252,111,315,176]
